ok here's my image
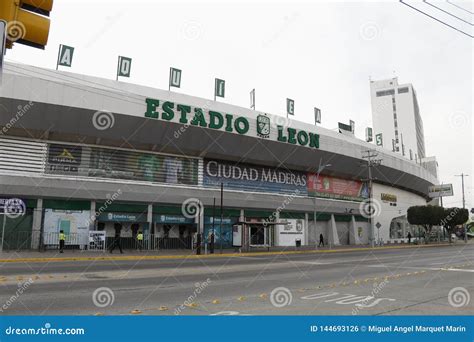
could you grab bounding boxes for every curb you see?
[0,243,453,263]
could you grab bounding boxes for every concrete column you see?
[31,198,43,249]
[147,204,153,232]
[349,215,362,245]
[240,209,247,251]
[194,205,204,234]
[274,211,280,247]
[328,214,340,247]
[90,201,96,231]
[304,213,309,246]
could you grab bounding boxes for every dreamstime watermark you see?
[2,198,26,219]
[86,189,122,226]
[6,20,26,42]
[439,207,460,227]
[262,12,300,47]
[5,323,85,336]
[92,110,115,130]
[448,287,470,308]
[359,21,381,41]
[270,287,293,308]
[0,278,34,313]
[263,190,300,227]
[181,198,204,219]
[272,115,292,129]
[181,20,204,41]
[448,111,469,129]
[174,278,212,315]
[173,101,212,139]
[359,198,382,219]
[0,101,34,136]
[92,287,115,308]
[352,279,390,315]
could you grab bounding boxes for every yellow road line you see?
[0,243,452,263]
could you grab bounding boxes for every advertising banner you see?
[203,159,307,195]
[307,174,369,201]
[277,218,305,246]
[46,144,199,185]
[428,184,454,198]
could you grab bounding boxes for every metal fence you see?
[0,231,193,251]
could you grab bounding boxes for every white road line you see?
[295,261,331,265]
[367,265,474,273]
[440,268,474,273]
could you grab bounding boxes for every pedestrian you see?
[407,231,412,244]
[110,225,123,254]
[59,230,65,253]
[318,233,324,247]
[136,231,143,251]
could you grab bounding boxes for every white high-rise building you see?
[370,77,426,163]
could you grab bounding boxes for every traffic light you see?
[0,0,53,49]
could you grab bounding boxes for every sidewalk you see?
[0,241,464,263]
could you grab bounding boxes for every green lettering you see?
[162,101,175,121]
[177,104,191,124]
[209,111,224,129]
[287,128,297,144]
[234,117,249,134]
[145,98,159,119]
[191,108,208,127]
[309,133,320,148]
[297,130,308,146]
[277,125,287,142]
[225,114,233,132]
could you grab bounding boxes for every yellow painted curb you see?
[0,243,453,263]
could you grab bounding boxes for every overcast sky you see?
[6,0,473,209]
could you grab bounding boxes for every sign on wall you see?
[307,175,369,201]
[46,144,82,174]
[203,159,307,195]
[277,219,305,246]
[144,98,320,149]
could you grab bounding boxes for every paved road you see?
[0,244,473,315]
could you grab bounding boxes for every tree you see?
[441,207,469,243]
[407,205,445,243]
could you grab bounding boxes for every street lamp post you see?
[313,159,331,249]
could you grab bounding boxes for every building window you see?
[398,87,409,94]
[376,89,395,97]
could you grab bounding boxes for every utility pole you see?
[455,173,469,243]
[361,149,382,248]
[455,173,469,209]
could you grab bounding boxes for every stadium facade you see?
[0,63,438,251]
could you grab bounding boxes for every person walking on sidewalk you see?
[136,231,143,251]
[407,231,412,244]
[59,230,66,253]
[110,224,123,254]
[318,233,324,247]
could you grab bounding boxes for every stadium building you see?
[0,63,438,251]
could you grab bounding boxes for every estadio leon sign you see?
[144,98,319,149]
